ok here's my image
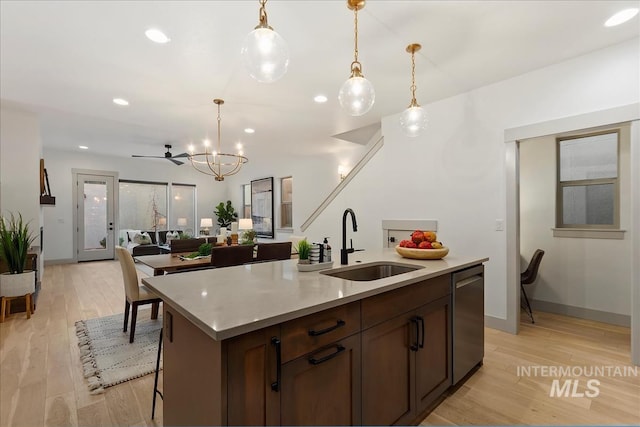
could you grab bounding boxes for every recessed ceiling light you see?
[244,128,255,134]
[79,145,88,150]
[113,98,129,106]
[314,95,328,103]
[145,28,171,44]
[605,8,639,27]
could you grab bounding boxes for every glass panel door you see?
[77,173,115,261]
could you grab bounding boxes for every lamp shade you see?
[200,218,213,228]
[241,27,289,83]
[399,106,428,137]
[239,218,253,230]
[158,217,167,226]
[338,76,375,116]
[177,217,187,227]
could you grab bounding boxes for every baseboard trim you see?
[531,298,630,327]
[44,258,76,266]
[485,315,514,333]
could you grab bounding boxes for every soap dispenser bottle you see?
[323,237,332,262]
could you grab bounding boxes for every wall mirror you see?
[251,177,274,238]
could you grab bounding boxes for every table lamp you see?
[200,218,213,235]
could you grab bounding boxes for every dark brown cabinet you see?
[362,311,416,425]
[161,268,471,426]
[362,294,451,425]
[281,334,361,425]
[226,326,281,426]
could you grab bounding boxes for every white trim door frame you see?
[504,103,640,365]
[72,169,119,262]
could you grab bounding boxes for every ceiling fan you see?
[132,144,189,165]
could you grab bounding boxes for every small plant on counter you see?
[198,243,212,256]
[296,239,311,264]
[241,229,257,245]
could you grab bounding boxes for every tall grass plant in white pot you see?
[0,213,37,298]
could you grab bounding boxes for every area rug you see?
[75,311,162,394]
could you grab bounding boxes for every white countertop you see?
[142,248,488,341]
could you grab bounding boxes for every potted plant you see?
[0,212,37,299]
[241,229,257,245]
[214,201,238,229]
[296,239,311,264]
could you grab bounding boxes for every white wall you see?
[237,38,639,323]
[42,148,227,261]
[0,105,42,245]
[520,125,631,316]
[225,144,368,244]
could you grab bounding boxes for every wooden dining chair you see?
[255,242,292,262]
[115,246,163,343]
[211,245,254,268]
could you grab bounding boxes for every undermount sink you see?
[320,262,423,281]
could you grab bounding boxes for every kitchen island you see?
[143,249,488,426]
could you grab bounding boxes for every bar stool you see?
[152,327,163,420]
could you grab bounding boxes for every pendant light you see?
[338,0,375,116]
[188,99,248,181]
[241,0,289,83]
[399,43,428,137]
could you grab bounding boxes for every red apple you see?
[411,230,424,244]
[418,241,432,249]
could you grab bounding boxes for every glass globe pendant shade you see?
[399,105,428,137]
[338,76,375,116]
[241,27,289,83]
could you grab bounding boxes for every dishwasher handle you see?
[455,275,483,289]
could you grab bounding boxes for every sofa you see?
[123,229,175,256]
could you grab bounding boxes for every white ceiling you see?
[1,1,638,162]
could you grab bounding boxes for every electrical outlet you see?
[495,219,504,231]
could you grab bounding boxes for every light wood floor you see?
[1,260,638,426]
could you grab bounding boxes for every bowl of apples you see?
[395,230,449,260]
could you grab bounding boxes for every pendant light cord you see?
[216,101,222,176]
[351,7,362,76]
[258,0,269,28]
[410,50,417,106]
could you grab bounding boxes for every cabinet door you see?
[280,334,361,426]
[226,326,281,426]
[362,313,416,426]
[163,307,225,426]
[415,296,451,414]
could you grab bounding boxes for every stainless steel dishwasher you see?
[452,264,484,384]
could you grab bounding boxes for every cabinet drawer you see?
[362,274,450,330]
[281,302,360,363]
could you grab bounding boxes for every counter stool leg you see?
[151,327,163,420]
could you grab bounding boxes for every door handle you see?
[410,317,420,352]
[308,319,346,336]
[418,316,425,349]
[271,337,281,392]
[308,344,345,365]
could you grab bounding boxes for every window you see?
[280,176,293,229]
[119,180,168,231]
[171,184,196,236]
[242,184,251,218]
[557,131,619,229]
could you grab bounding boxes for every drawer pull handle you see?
[308,319,346,337]
[418,316,425,349]
[308,344,346,365]
[410,317,420,352]
[271,337,281,392]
